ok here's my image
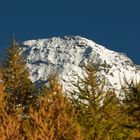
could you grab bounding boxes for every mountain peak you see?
[22,36,140,93]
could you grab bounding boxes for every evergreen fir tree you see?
[71,64,130,140]
[71,64,106,139]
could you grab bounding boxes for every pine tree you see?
[2,39,36,113]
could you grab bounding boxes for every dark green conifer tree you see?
[71,63,130,140]
[71,64,106,139]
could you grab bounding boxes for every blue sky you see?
[0,0,140,64]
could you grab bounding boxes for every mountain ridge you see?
[22,36,140,94]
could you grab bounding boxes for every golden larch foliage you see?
[0,73,4,94]
[23,77,83,140]
[0,72,23,140]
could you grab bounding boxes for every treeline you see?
[0,39,140,140]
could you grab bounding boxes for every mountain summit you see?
[22,36,140,93]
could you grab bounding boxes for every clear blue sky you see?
[0,0,140,64]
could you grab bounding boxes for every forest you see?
[0,39,140,140]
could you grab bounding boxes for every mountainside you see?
[22,36,140,93]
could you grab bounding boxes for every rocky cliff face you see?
[22,36,140,93]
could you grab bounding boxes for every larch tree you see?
[0,72,23,140]
[2,39,36,113]
[122,82,140,139]
[0,72,4,94]
[101,90,129,140]
[23,74,83,140]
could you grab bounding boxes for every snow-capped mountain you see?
[22,36,140,93]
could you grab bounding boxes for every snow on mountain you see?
[22,36,140,94]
